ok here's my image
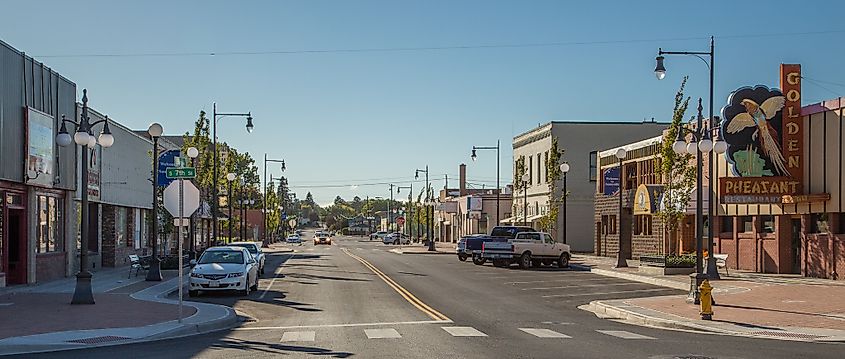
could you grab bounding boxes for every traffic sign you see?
[166,167,196,179]
[163,180,200,217]
[395,216,405,226]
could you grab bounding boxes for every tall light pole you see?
[263,154,285,248]
[416,166,432,251]
[226,173,236,243]
[269,174,285,242]
[613,148,628,268]
[656,36,722,280]
[520,173,530,226]
[397,185,412,237]
[559,162,570,244]
[471,140,501,226]
[211,103,253,244]
[671,99,728,302]
[143,122,165,281]
[57,89,115,304]
[387,184,396,232]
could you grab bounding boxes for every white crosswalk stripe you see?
[442,326,488,337]
[280,331,316,342]
[364,328,402,339]
[518,328,571,338]
[596,330,655,339]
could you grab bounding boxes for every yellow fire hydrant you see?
[699,279,714,320]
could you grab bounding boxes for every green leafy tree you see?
[512,155,526,216]
[537,138,565,234]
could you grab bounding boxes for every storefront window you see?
[116,207,128,247]
[739,216,753,233]
[608,215,617,234]
[810,213,829,233]
[0,191,5,270]
[36,195,63,253]
[720,217,733,233]
[634,215,652,236]
[761,216,775,233]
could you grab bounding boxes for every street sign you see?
[166,167,196,179]
[395,216,405,226]
[163,180,200,217]
[156,149,181,187]
[288,219,297,228]
[172,218,190,227]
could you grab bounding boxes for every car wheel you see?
[519,253,532,269]
[250,277,259,291]
[241,276,251,296]
[393,240,399,245]
[458,253,468,261]
[188,290,199,297]
[472,256,487,265]
[558,253,571,268]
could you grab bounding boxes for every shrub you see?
[665,254,696,268]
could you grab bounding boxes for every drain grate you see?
[66,335,131,344]
[750,331,823,340]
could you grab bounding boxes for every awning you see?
[500,216,516,223]
[527,214,544,221]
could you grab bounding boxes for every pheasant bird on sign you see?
[726,96,789,176]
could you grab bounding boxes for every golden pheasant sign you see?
[719,64,802,203]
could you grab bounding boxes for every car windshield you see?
[198,250,245,264]
[230,244,258,254]
[490,227,517,237]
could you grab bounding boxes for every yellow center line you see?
[343,248,450,321]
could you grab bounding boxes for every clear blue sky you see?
[3,0,845,205]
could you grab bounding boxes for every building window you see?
[589,151,598,182]
[608,215,617,234]
[528,155,533,185]
[810,213,829,233]
[537,153,542,184]
[116,207,128,247]
[761,215,775,234]
[634,215,652,236]
[36,195,63,253]
[739,216,753,233]
[720,217,734,233]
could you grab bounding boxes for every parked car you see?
[460,226,535,264]
[228,242,266,275]
[188,246,259,297]
[370,231,388,241]
[286,234,302,245]
[314,232,332,245]
[480,232,571,269]
[384,232,410,245]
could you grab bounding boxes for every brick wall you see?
[594,190,634,258]
[101,205,116,267]
[101,205,144,268]
[35,253,66,282]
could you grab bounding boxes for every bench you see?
[129,255,151,278]
[713,254,729,276]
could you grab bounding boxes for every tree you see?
[351,196,363,213]
[537,137,565,233]
[512,155,526,216]
[655,76,696,255]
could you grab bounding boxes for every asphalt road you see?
[19,231,842,358]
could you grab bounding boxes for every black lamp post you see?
[471,140,500,226]
[226,172,236,243]
[521,173,530,226]
[144,122,164,281]
[211,103,252,244]
[559,162,570,244]
[262,154,285,248]
[269,174,285,241]
[613,148,628,268]
[416,166,432,251]
[57,89,115,304]
[397,185,412,237]
[656,36,723,281]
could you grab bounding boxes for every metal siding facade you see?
[0,40,77,189]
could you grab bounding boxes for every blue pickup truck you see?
[456,226,534,265]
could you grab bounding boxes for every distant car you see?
[314,232,332,245]
[189,246,259,297]
[384,232,410,245]
[228,242,266,275]
[370,231,388,241]
[286,234,302,245]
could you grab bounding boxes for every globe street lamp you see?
[263,154,285,248]
[614,148,628,268]
[57,90,114,304]
[559,162,570,244]
[226,172,236,243]
[145,122,164,282]
[397,185,412,238]
[211,103,252,244]
[416,166,433,251]
[471,141,501,226]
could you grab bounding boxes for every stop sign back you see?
[395,216,405,226]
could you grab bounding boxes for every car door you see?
[246,250,258,282]
[543,233,560,257]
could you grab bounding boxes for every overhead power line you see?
[33,29,845,59]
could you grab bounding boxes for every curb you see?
[570,264,689,291]
[389,248,455,255]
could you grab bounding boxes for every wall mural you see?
[721,85,787,177]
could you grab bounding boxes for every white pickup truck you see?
[480,232,571,269]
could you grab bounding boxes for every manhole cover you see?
[67,335,131,344]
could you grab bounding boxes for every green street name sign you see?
[166,167,196,179]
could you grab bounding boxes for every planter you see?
[638,266,695,276]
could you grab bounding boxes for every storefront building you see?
[0,40,78,286]
[436,164,512,242]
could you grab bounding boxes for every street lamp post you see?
[471,140,501,226]
[269,174,285,242]
[57,89,115,304]
[263,154,285,248]
[655,36,722,280]
[145,123,165,281]
[397,185,412,237]
[226,173,236,243]
[211,103,253,244]
[416,166,432,251]
[387,184,396,232]
[614,148,628,268]
[671,99,728,303]
[559,163,570,244]
[521,173,530,226]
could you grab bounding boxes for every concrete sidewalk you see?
[0,265,237,356]
[574,254,845,342]
[389,242,456,255]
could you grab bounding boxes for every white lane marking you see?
[365,328,402,339]
[259,253,293,300]
[522,282,643,291]
[281,331,316,342]
[236,319,452,331]
[541,288,671,298]
[519,328,571,338]
[596,330,655,340]
[442,326,488,337]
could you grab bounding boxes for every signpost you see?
[163,168,199,324]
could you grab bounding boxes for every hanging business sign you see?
[157,149,181,187]
[25,108,55,188]
[603,167,620,195]
[633,184,663,215]
[718,64,803,204]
